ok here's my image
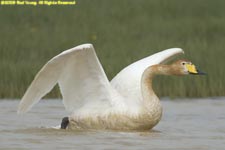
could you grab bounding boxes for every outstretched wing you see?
[110,48,184,101]
[18,44,113,113]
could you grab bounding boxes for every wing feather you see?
[110,48,184,101]
[18,44,112,113]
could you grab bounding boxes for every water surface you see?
[1,98,225,150]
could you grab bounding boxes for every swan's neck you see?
[139,64,174,126]
[141,65,172,105]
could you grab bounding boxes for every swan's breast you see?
[68,107,162,130]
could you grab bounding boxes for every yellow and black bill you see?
[186,64,206,75]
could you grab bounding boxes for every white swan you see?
[18,44,205,130]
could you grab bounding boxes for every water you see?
[1,98,225,150]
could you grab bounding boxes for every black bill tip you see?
[197,69,207,75]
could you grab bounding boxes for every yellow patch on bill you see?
[186,64,198,74]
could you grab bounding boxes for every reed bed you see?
[0,0,225,98]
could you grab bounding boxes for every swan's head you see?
[171,60,206,76]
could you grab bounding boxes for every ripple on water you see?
[0,99,225,150]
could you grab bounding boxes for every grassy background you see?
[0,0,225,98]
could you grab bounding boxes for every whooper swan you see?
[18,44,205,130]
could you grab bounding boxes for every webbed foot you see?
[61,117,69,129]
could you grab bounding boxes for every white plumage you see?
[18,44,184,130]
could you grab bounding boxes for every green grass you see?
[0,0,225,98]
